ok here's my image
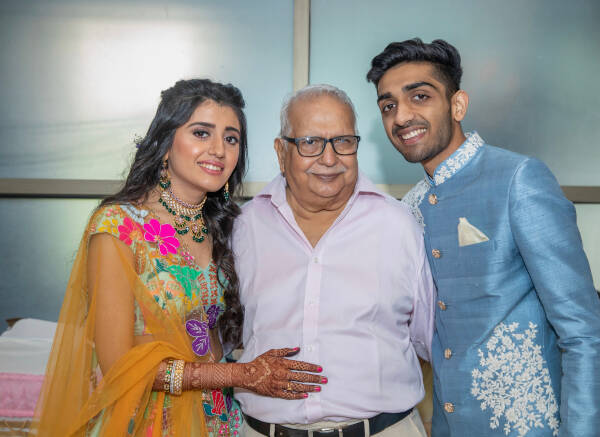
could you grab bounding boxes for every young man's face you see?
[376,62,465,170]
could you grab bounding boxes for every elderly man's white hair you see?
[279,84,358,137]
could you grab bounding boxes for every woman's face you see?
[165,99,241,200]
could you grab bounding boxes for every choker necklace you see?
[158,186,209,243]
[168,186,203,209]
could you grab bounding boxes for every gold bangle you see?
[170,359,185,396]
[164,359,174,393]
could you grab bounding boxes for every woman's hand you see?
[233,348,326,399]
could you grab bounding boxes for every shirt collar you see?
[257,171,384,209]
[427,131,484,186]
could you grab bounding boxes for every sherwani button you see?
[432,249,442,258]
[444,348,452,359]
[438,300,447,310]
[444,402,455,413]
[428,194,438,205]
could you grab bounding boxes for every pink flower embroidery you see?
[118,217,142,246]
[181,250,195,266]
[143,219,179,256]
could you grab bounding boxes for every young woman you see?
[30,79,324,437]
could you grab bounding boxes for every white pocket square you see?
[458,217,489,247]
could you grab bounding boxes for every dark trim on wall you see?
[0,178,122,199]
[560,186,600,204]
[1,178,600,203]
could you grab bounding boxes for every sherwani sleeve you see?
[508,157,600,437]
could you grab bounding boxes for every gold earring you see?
[223,181,230,201]
[159,160,170,189]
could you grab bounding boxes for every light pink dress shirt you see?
[232,173,435,423]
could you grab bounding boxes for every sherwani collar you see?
[426,131,484,187]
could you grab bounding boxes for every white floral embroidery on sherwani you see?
[471,322,560,436]
[433,131,484,186]
[402,132,485,226]
[401,179,430,228]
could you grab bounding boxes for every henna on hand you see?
[182,362,234,390]
[152,360,235,392]
[152,360,168,391]
[234,348,325,400]
[152,347,325,399]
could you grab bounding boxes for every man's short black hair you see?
[367,38,462,98]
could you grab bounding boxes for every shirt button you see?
[306,345,314,352]
[432,249,442,258]
[444,402,455,413]
[438,300,447,310]
[428,193,438,205]
[313,257,319,263]
[444,348,452,359]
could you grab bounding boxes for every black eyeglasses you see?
[281,135,360,157]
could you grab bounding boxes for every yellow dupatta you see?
[29,209,210,437]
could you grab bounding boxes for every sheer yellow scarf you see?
[29,222,209,436]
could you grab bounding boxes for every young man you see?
[367,38,600,436]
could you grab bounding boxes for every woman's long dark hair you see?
[101,78,247,349]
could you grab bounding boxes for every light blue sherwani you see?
[403,132,600,437]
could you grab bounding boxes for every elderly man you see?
[232,84,435,437]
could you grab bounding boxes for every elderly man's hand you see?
[234,348,326,399]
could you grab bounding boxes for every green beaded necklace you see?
[158,179,208,243]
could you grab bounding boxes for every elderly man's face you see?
[275,95,358,211]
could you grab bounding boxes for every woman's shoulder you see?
[88,203,149,246]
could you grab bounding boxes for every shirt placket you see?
[275,192,358,422]
[303,250,323,421]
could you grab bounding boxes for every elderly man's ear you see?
[274,138,287,175]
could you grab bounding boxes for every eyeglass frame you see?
[281,135,361,157]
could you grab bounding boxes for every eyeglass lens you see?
[298,136,358,156]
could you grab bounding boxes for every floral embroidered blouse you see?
[89,203,242,437]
